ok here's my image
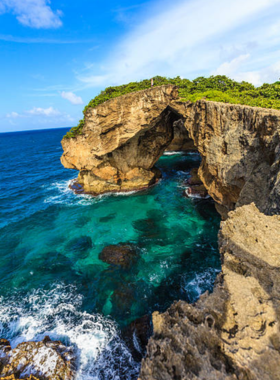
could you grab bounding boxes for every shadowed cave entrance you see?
[77,107,198,195]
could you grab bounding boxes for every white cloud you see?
[214,57,280,86]
[61,91,83,105]
[6,111,20,118]
[26,106,61,116]
[77,0,280,88]
[0,0,62,28]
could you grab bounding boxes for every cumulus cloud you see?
[77,0,280,88]
[0,0,62,28]
[26,106,61,116]
[61,91,83,105]
[6,111,20,118]
[5,107,74,122]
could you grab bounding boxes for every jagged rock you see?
[0,336,76,380]
[139,204,280,380]
[166,119,196,152]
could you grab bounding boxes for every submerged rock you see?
[139,203,280,380]
[0,336,76,380]
[99,244,138,268]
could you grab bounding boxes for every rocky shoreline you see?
[139,204,280,380]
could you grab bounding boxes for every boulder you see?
[0,336,76,380]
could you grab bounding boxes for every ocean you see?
[0,127,221,379]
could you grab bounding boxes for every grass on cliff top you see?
[64,75,280,139]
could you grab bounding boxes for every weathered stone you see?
[61,86,178,194]
[139,204,280,380]
[99,244,137,268]
[0,336,76,380]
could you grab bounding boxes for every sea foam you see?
[0,284,139,380]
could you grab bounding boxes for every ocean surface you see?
[0,128,221,379]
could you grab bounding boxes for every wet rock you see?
[122,315,152,362]
[0,336,76,380]
[99,244,137,268]
[186,168,202,186]
[185,184,209,199]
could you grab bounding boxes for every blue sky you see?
[1,0,280,132]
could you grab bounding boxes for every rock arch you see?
[61,86,195,195]
[61,85,280,217]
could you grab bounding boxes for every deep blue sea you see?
[0,128,221,379]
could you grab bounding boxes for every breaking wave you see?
[0,284,139,380]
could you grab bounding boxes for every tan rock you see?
[0,336,76,380]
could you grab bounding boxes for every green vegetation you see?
[64,75,280,139]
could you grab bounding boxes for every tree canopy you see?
[64,75,280,139]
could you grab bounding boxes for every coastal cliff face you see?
[139,204,280,380]
[61,85,280,217]
[180,100,280,217]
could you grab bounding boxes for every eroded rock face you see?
[0,336,76,380]
[139,203,280,380]
[61,86,180,194]
[181,100,280,216]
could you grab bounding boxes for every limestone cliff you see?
[61,85,280,217]
[61,86,180,194]
[139,204,280,380]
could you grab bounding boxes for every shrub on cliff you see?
[64,75,280,139]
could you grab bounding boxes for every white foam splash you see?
[0,284,139,380]
[163,151,186,156]
[184,187,210,199]
[182,268,220,302]
[43,179,95,206]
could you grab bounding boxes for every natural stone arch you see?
[61,86,195,194]
[61,85,280,217]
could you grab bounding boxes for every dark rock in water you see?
[66,235,93,259]
[0,336,76,380]
[99,244,137,268]
[111,282,136,317]
[186,168,202,186]
[122,315,152,362]
[185,184,209,199]
[99,213,116,223]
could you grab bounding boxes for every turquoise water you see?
[0,128,220,379]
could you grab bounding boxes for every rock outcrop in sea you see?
[0,336,76,380]
[60,85,280,379]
